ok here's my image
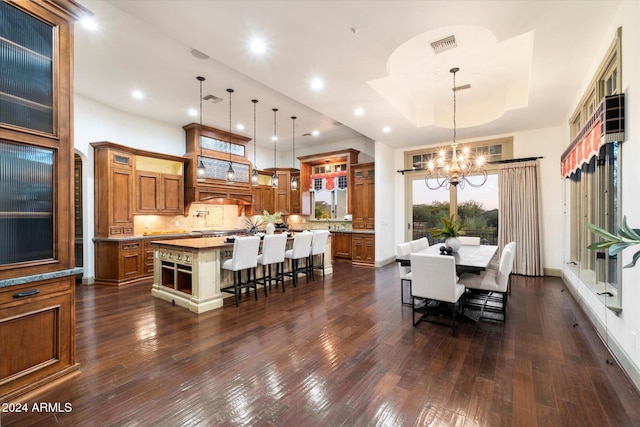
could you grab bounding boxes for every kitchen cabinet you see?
[352,234,375,265]
[352,163,375,230]
[253,185,275,215]
[94,240,145,286]
[264,168,301,216]
[135,155,184,215]
[331,232,352,259]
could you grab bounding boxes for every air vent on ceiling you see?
[203,94,223,103]
[430,35,457,54]
[453,83,471,92]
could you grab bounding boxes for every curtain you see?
[498,160,543,276]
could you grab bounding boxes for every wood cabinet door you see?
[352,236,363,261]
[120,241,143,280]
[111,167,134,227]
[333,233,352,258]
[162,174,183,213]
[136,171,161,213]
[274,171,290,214]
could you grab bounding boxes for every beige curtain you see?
[498,160,543,276]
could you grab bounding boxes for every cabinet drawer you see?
[0,279,72,307]
[121,241,141,252]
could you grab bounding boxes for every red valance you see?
[561,94,624,178]
[310,170,347,191]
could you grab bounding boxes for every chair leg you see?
[305,257,310,283]
[262,265,268,297]
[252,267,258,300]
[452,301,457,337]
[502,291,507,322]
[234,271,240,306]
[321,253,325,278]
[309,254,315,281]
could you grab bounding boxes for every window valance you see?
[561,94,624,178]
[310,170,348,191]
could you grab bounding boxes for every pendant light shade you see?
[271,108,279,188]
[290,116,298,190]
[251,99,260,186]
[226,88,235,182]
[196,76,206,179]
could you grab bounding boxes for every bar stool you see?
[309,230,330,280]
[221,236,261,306]
[257,233,287,295]
[284,231,313,286]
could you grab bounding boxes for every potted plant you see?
[587,216,640,268]
[262,210,282,235]
[432,215,466,252]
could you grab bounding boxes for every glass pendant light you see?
[226,88,235,182]
[271,108,279,188]
[196,76,206,179]
[251,99,260,186]
[290,116,298,190]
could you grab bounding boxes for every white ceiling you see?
[74,0,620,152]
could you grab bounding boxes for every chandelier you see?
[424,67,487,190]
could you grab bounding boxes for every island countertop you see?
[150,236,234,249]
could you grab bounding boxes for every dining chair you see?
[410,237,429,252]
[396,242,412,305]
[221,235,261,306]
[463,246,515,321]
[489,241,516,293]
[309,230,330,280]
[458,236,481,245]
[284,231,314,286]
[410,253,466,336]
[257,233,288,295]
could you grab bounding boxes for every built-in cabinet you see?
[352,163,375,230]
[352,234,375,265]
[0,0,89,402]
[94,239,145,286]
[331,232,352,259]
[264,168,301,215]
[92,142,187,237]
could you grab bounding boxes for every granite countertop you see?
[92,229,247,242]
[150,236,234,250]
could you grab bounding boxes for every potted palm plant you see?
[432,215,466,252]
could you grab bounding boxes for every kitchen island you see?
[151,234,333,313]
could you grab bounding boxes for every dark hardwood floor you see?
[3,260,640,426]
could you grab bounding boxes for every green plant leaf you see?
[585,223,620,242]
[623,249,640,268]
[618,216,640,240]
[608,241,636,255]
[587,241,614,250]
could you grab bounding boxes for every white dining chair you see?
[221,236,261,306]
[396,242,412,305]
[257,233,287,295]
[410,253,466,336]
[488,241,516,293]
[462,246,515,321]
[309,230,330,280]
[284,232,314,286]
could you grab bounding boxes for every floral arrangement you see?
[587,216,640,268]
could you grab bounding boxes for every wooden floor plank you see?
[3,263,640,426]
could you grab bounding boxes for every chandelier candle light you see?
[291,116,298,190]
[424,67,487,190]
[226,88,235,182]
[196,76,206,179]
[251,99,259,186]
[271,108,279,188]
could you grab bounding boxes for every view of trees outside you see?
[412,175,499,244]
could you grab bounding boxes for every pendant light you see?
[271,108,279,187]
[196,76,206,179]
[251,99,260,186]
[290,116,298,190]
[226,88,235,182]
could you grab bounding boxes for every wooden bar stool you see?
[284,232,313,286]
[257,233,287,295]
[221,236,261,306]
[309,230,330,280]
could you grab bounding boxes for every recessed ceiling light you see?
[236,123,245,131]
[311,130,320,137]
[131,90,144,100]
[250,38,266,54]
[188,108,197,117]
[354,107,365,116]
[383,126,391,133]
[80,17,97,30]
[311,78,324,91]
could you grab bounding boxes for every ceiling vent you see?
[430,35,457,54]
[453,83,471,92]
[203,94,223,104]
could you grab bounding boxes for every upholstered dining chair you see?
[410,237,429,252]
[410,253,466,336]
[396,242,412,305]
[257,233,288,295]
[309,230,330,280]
[284,231,314,286]
[489,241,516,293]
[458,236,481,245]
[221,235,261,306]
[463,245,515,321]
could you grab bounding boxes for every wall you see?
[374,141,396,265]
[561,0,640,389]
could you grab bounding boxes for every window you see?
[566,28,621,308]
[406,138,511,241]
[311,163,348,220]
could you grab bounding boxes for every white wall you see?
[374,141,396,265]
[561,0,640,389]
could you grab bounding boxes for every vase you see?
[445,237,461,253]
[266,222,275,235]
